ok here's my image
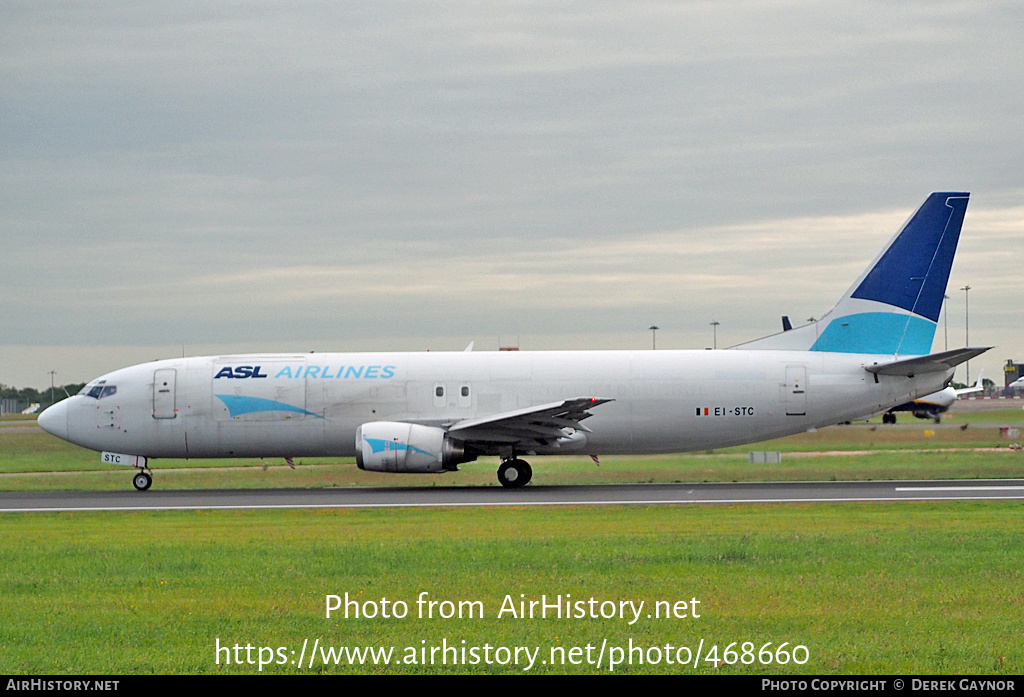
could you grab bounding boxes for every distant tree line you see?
[0,383,86,405]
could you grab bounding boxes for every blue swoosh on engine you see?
[363,438,434,457]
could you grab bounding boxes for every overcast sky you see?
[2,1,1022,389]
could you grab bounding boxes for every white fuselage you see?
[47,349,951,460]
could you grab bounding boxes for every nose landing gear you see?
[132,470,153,491]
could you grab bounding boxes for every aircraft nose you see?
[38,400,69,440]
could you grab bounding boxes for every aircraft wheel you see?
[498,459,532,488]
[882,413,896,425]
[133,471,152,491]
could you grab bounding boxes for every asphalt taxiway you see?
[1,479,1023,513]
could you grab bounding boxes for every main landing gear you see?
[132,469,153,491]
[497,458,532,488]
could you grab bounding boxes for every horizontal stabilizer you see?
[865,347,991,377]
[956,369,984,396]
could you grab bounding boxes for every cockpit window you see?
[79,381,116,399]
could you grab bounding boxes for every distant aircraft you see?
[1009,377,1024,391]
[38,192,989,490]
[880,371,984,424]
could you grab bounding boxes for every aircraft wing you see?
[446,398,612,446]
[865,347,991,377]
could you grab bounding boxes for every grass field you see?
[1,407,1023,675]
[1,503,1022,675]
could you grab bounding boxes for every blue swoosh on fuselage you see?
[215,394,323,419]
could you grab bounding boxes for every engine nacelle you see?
[355,421,471,473]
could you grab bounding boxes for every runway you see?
[2,479,1024,513]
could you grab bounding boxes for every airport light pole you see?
[649,325,659,350]
[960,285,971,384]
[48,370,56,407]
[710,320,720,349]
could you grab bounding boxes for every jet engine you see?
[355,422,474,473]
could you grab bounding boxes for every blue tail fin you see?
[735,192,969,355]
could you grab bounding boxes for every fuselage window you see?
[461,386,470,397]
[435,386,445,398]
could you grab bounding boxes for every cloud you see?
[2,2,1022,386]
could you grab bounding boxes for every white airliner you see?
[38,192,989,490]
[880,371,984,424]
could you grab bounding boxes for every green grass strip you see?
[1,503,1022,674]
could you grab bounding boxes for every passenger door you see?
[784,365,807,416]
[153,369,177,419]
